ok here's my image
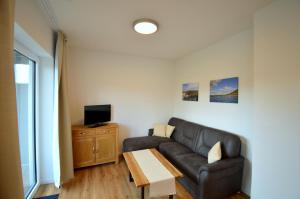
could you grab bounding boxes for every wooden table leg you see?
[141,187,144,199]
[129,172,133,182]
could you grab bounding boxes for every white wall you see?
[252,0,300,198]
[15,0,54,56]
[38,58,54,184]
[68,48,174,149]
[173,29,253,195]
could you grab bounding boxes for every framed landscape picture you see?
[210,77,239,103]
[182,83,199,101]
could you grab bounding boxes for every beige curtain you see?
[53,32,74,187]
[0,0,24,198]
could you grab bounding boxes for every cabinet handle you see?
[80,132,86,135]
[92,145,95,153]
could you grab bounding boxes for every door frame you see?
[14,40,41,199]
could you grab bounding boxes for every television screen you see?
[84,105,111,126]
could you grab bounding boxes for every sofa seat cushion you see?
[173,153,207,183]
[123,136,172,152]
[159,142,192,159]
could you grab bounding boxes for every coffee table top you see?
[123,148,183,187]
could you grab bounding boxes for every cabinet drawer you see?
[73,130,95,137]
[95,128,116,135]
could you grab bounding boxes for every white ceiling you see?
[48,0,272,60]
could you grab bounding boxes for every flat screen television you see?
[84,104,111,127]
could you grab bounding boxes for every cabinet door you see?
[73,137,95,168]
[95,134,115,163]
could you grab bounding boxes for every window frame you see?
[14,41,40,199]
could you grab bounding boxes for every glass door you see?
[13,51,37,198]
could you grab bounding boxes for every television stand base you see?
[87,123,107,128]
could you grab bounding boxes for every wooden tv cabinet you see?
[72,123,119,169]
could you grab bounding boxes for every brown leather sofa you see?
[123,117,244,199]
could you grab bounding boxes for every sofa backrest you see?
[195,126,241,158]
[168,117,241,159]
[168,117,203,151]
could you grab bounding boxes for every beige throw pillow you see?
[166,125,175,138]
[153,124,166,137]
[208,141,222,164]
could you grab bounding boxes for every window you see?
[14,50,37,198]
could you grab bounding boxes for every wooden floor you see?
[35,160,248,199]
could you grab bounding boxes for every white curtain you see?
[0,0,24,198]
[53,32,74,187]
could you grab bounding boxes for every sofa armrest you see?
[148,128,154,136]
[197,157,244,198]
[199,156,244,174]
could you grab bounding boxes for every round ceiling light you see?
[133,19,158,35]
